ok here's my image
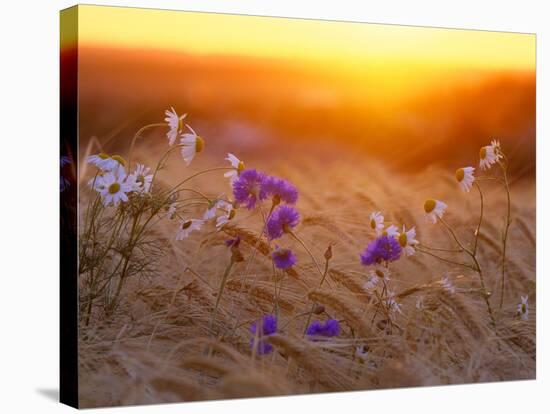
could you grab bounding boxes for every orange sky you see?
[64,5,535,74]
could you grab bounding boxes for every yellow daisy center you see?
[181,220,192,229]
[111,154,127,166]
[375,269,385,278]
[108,183,120,194]
[195,136,205,153]
[424,199,436,213]
[521,304,527,313]
[228,209,236,220]
[370,219,376,229]
[479,147,487,160]
[455,168,465,182]
[398,232,408,247]
[237,161,245,174]
[98,153,110,159]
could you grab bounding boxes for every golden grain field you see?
[77,139,535,407]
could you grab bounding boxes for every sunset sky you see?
[66,5,535,73]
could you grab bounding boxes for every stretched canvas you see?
[60,5,536,408]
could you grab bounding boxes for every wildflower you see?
[441,276,456,294]
[216,206,236,228]
[398,225,419,256]
[224,153,245,184]
[382,224,399,238]
[166,202,178,219]
[61,176,70,192]
[364,265,390,290]
[369,211,384,235]
[164,107,186,146]
[175,219,204,240]
[360,235,401,266]
[250,315,277,355]
[203,198,232,220]
[479,143,501,170]
[355,346,369,362]
[60,155,72,192]
[225,235,241,248]
[60,155,71,167]
[266,205,300,240]
[517,295,529,321]
[205,199,236,228]
[97,168,133,207]
[232,169,266,209]
[180,124,205,165]
[129,163,153,193]
[385,290,402,316]
[261,176,298,206]
[86,153,121,172]
[271,246,297,269]
[306,319,340,338]
[423,199,447,224]
[456,167,475,192]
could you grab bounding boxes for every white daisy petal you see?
[423,199,447,224]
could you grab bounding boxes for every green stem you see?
[127,123,166,171]
[472,181,484,256]
[208,257,235,336]
[499,162,512,309]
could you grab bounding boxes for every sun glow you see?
[73,5,535,72]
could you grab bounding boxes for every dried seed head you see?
[324,245,333,261]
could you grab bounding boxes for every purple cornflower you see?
[250,314,278,355]
[225,235,241,248]
[261,176,298,205]
[232,169,266,210]
[271,247,297,269]
[360,235,402,266]
[306,319,340,338]
[266,205,300,240]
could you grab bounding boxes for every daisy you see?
[398,225,419,256]
[129,163,153,193]
[175,219,204,240]
[364,266,390,290]
[224,153,245,184]
[382,224,399,238]
[355,346,369,362]
[385,290,402,316]
[456,167,475,192]
[86,153,120,171]
[166,202,178,220]
[517,295,529,321]
[164,107,187,146]
[479,143,502,170]
[98,168,133,207]
[216,206,236,229]
[369,211,384,235]
[88,173,106,192]
[203,198,227,220]
[441,276,456,294]
[180,124,205,165]
[424,199,447,224]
